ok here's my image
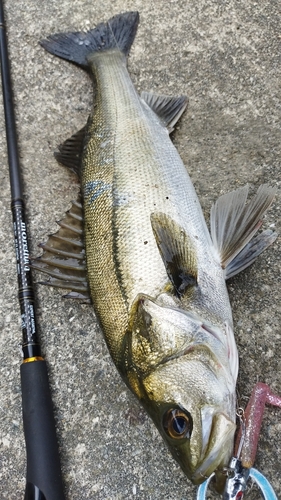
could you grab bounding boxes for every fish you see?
[33,11,277,491]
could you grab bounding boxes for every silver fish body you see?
[38,12,277,490]
[83,47,238,483]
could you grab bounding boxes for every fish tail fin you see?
[40,11,139,68]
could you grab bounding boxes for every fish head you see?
[126,294,237,488]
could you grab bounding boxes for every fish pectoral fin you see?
[151,212,197,297]
[55,124,87,176]
[141,91,188,133]
[210,184,277,277]
[31,193,91,301]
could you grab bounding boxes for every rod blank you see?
[0,2,65,499]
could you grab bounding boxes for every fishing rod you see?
[0,2,65,499]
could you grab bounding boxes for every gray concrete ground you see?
[0,1,280,499]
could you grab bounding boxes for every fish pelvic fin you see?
[31,193,91,301]
[210,184,277,279]
[40,12,139,68]
[141,92,188,133]
[224,229,278,279]
[151,212,198,297]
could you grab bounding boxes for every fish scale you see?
[37,12,277,492]
[85,50,230,330]
[82,72,127,363]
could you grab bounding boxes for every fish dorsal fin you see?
[31,193,91,301]
[141,91,188,133]
[210,184,277,276]
[151,212,197,296]
[55,125,87,176]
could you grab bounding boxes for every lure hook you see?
[196,467,278,500]
[196,383,281,500]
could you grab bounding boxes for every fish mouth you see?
[191,411,236,484]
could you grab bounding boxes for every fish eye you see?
[163,408,193,439]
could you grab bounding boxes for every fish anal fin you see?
[55,126,87,176]
[210,184,277,273]
[32,192,90,299]
[141,91,188,133]
[150,212,197,297]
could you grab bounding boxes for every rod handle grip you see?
[20,360,65,500]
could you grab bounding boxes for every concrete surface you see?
[0,1,280,499]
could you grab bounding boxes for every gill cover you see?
[126,295,236,483]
